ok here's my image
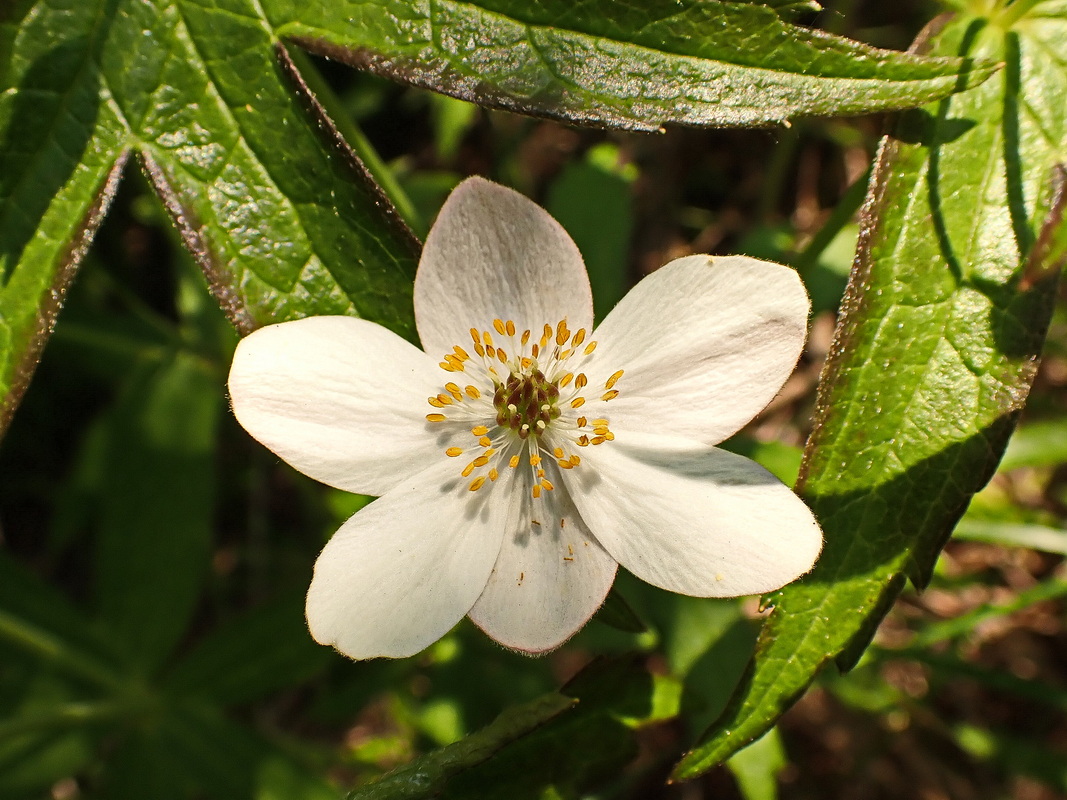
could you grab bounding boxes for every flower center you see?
[424,318,622,498]
[493,368,560,439]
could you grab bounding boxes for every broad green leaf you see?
[93,351,221,673]
[348,692,576,800]
[0,0,421,438]
[162,592,332,704]
[676,6,1067,778]
[267,0,997,132]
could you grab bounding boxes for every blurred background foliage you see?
[2,0,1066,798]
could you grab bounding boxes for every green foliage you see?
[677,5,1067,778]
[2,0,1066,797]
[271,0,996,131]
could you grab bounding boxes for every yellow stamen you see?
[559,373,574,388]
[575,373,588,389]
[483,330,493,346]
[427,414,447,422]
[506,320,516,336]
[520,357,533,370]
[584,341,598,355]
[439,362,455,372]
[465,385,481,399]
[428,397,445,408]
[479,436,492,447]
[486,345,496,358]
[521,329,531,345]
[493,318,506,335]
[469,327,480,343]
[605,432,615,441]
[572,329,586,346]
[541,479,555,491]
[436,393,453,406]
[602,390,620,401]
[445,382,463,399]
[532,484,542,499]
[571,397,586,409]
[472,455,490,468]
[591,418,609,427]
[469,476,486,491]
[462,462,477,477]
[592,436,606,445]
[576,416,587,427]
[530,455,541,466]
[489,468,499,481]
[558,459,573,469]
[605,370,624,389]
[453,346,470,360]
[569,455,581,466]
[474,343,485,357]
[472,425,489,436]
[509,455,520,469]
[555,320,569,345]
[445,447,464,457]
[497,348,507,363]
[553,447,564,458]
[578,435,590,446]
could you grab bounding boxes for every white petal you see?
[414,177,594,360]
[586,255,809,445]
[469,487,617,653]
[567,437,822,597]
[306,459,515,659]
[229,316,446,496]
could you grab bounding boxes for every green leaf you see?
[676,8,1067,779]
[348,692,576,800]
[162,592,332,705]
[93,350,221,673]
[269,0,997,132]
[0,552,122,689]
[1,0,421,438]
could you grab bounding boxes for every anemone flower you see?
[228,177,822,659]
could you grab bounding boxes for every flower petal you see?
[229,316,445,496]
[468,488,617,653]
[414,177,594,359]
[567,437,822,597]
[306,459,514,659]
[586,255,809,445]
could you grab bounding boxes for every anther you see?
[572,329,586,346]
[445,382,463,399]
[559,373,574,388]
[509,455,520,468]
[445,447,464,457]
[472,455,490,468]
[569,455,581,466]
[489,468,499,481]
[469,476,486,491]
[584,341,597,355]
[462,462,477,477]
[541,479,555,491]
[521,330,531,345]
[482,331,493,346]
[465,385,481,399]
[530,455,541,466]
[436,394,453,405]
[576,416,587,427]
[532,485,542,499]
[602,390,620,401]
[553,447,564,458]
[558,459,573,469]
[428,397,445,408]
[493,319,506,335]
[575,373,588,389]
[472,425,489,436]
[453,346,470,360]
[426,414,447,422]
[479,436,492,447]
[571,397,586,409]
[605,370,624,389]
[555,321,569,345]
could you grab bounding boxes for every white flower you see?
[228,177,822,660]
